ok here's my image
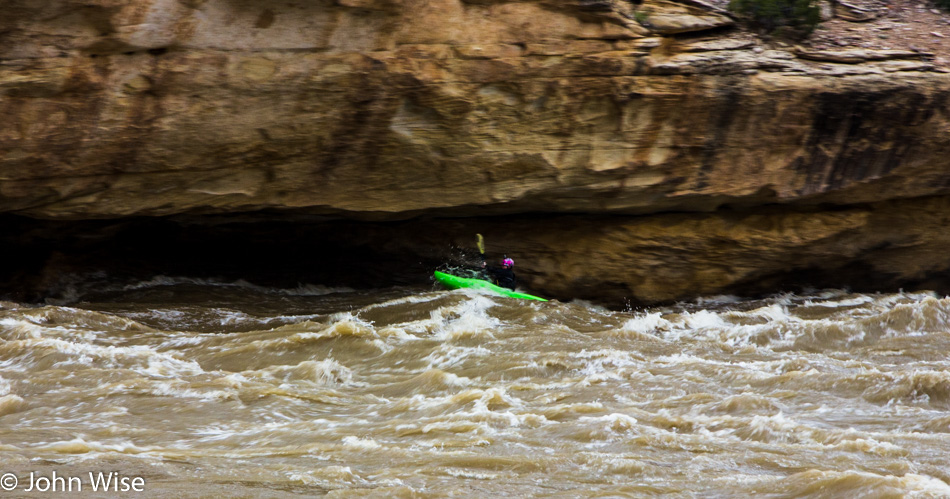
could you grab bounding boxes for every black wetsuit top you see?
[486,266,516,290]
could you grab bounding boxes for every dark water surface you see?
[2,278,950,497]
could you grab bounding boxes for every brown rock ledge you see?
[4,195,950,305]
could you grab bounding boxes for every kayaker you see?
[484,257,516,290]
[471,234,516,290]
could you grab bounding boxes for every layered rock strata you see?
[2,0,950,303]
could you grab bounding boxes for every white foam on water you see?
[577,413,640,433]
[252,358,356,386]
[828,437,906,456]
[290,467,406,491]
[17,306,153,333]
[428,293,500,341]
[375,324,420,340]
[651,309,761,346]
[878,297,950,337]
[191,423,247,440]
[438,371,474,388]
[217,372,250,389]
[537,402,606,420]
[292,313,378,341]
[158,332,210,348]
[139,353,206,378]
[802,294,876,308]
[1,329,205,377]
[31,436,161,455]
[574,349,643,365]
[750,303,795,323]
[465,387,520,412]
[638,296,947,350]
[144,309,186,322]
[569,349,644,386]
[90,376,233,402]
[8,289,950,494]
[683,309,731,330]
[1,317,82,341]
[734,412,807,444]
[709,306,804,348]
[389,382,520,415]
[653,352,709,366]
[901,474,950,496]
[576,452,647,475]
[773,470,950,497]
[146,381,238,401]
[240,315,379,352]
[341,436,381,450]
[620,312,672,335]
[212,309,258,326]
[860,368,950,408]
[443,468,500,479]
[286,466,365,487]
[189,419,345,446]
[416,409,536,434]
[424,344,492,369]
[383,387,546,437]
[0,316,39,335]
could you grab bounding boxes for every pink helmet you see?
[502,257,514,268]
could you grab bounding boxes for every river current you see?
[2,278,950,497]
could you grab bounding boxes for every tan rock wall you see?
[3,0,949,219]
[401,196,950,302]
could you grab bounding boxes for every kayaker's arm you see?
[476,233,487,266]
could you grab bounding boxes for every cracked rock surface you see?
[2,0,950,303]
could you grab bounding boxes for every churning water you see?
[2,278,950,497]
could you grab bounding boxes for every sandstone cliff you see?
[2,0,950,303]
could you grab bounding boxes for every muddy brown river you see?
[2,278,950,497]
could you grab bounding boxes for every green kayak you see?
[433,271,548,301]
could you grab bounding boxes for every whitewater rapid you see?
[1,281,950,496]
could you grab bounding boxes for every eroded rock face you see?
[4,195,950,304]
[2,0,950,303]
[3,0,949,219]
[335,196,950,303]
